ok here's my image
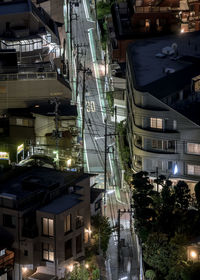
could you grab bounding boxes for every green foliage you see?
[143,232,170,276]
[116,121,132,182]
[181,262,200,280]
[106,91,114,113]
[195,181,200,209]
[97,1,112,20]
[145,269,156,280]
[66,265,89,280]
[91,214,112,255]
[174,181,191,210]
[131,171,200,279]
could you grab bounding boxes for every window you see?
[0,249,5,257]
[187,143,200,155]
[152,139,176,151]
[75,214,84,229]
[3,214,16,228]
[42,243,54,262]
[95,200,101,211]
[150,118,163,129]
[152,140,162,149]
[65,239,72,260]
[187,164,200,176]
[64,214,71,233]
[42,218,54,237]
[168,161,173,170]
[76,234,82,254]
[16,118,23,126]
[24,250,28,256]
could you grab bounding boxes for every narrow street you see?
[64,0,141,279]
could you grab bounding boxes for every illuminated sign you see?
[0,152,9,160]
[17,144,24,154]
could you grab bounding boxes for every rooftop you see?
[127,31,200,125]
[127,31,200,95]
[39,193,82,214]
[0,167,89,210]
[0,0,59,42]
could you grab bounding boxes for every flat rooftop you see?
[39,194,82,214]
[127,31,200,99]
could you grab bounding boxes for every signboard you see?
[17,144,24,154]
[0,152,9,160]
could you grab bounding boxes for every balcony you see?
[0,250,14,276]
[0,71,57,82]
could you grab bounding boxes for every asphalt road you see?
[65,1,141,279]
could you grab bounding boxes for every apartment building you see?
[0,166,94,280]
[107,0,200,64]
[0,0,71,112]
[126,31,200,192]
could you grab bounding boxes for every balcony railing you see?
[0,72,57,81]
[0,250,14,276]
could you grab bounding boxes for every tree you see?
[66,265,89,280]
[145,269,156,280]
[181,262,200,280]
[174,181,191,211]
[194,181,200,209]
[91,214,112,256]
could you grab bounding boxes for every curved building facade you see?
[126,32,200,191]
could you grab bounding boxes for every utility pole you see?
[50,98,61,151]
[117,209,121,263]
[75,44,87,102]
[114,106,117,136]
[104,117,108,209]
[82,61,86,171]
[75,43,80,102]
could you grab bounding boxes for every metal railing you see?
[0,71,57,81]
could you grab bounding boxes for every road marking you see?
[86,100,96,112]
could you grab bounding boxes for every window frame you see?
[42,243,54,262]
[187,143,200,155]
[42,218,54,237]
[64,214,72,234]
[150,118,163,129]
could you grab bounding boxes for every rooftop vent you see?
[164,67,175,74]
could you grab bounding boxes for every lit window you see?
[0,249,5,257]
[187,143,200,155]
[64,214,71,233]
[187,164,200,176]
[150,118,163,129]
[42,218,54,237]
[16,118,23,126]
[42,243,54,262]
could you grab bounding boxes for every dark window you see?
[168,161,173,170]
[76,234,82,254]
[95,200,101,211]
[75,215,84,229]
[24,250,28,256]
[3,214,16,228]
[65,239,72,260]
[168,141,175,150]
